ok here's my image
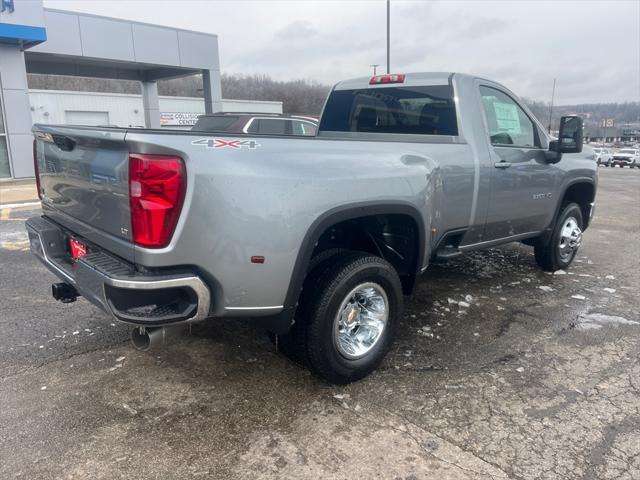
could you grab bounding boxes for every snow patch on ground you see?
[575,313,639,330]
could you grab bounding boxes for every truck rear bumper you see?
[26,216,211,326]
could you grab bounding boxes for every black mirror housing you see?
[557,115,584,154]
[545,141,561,163]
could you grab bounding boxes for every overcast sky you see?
[45,0,640,105]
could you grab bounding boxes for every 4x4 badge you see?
[192,138,261,150]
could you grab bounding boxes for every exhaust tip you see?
[130,325,187,351]
[131,327,152,351]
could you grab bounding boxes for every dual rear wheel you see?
[278,252,402,384]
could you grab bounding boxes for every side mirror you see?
[557,115,584,154]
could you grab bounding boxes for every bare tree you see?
[27,73,638,121]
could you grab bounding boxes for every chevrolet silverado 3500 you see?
[27,72,596,383]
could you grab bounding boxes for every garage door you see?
[64,111,110,126]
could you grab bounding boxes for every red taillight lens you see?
[369,74,406,85]
[129,154,186,248]
[33,139,42,199]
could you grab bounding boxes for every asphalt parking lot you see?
[1,167,638,480]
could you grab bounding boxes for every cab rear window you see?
[319,85,458,136]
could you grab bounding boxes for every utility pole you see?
[547,77,556,134]
[370,64,380,75]
[386,0,390,73]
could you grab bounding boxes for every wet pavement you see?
[1,167,638,479]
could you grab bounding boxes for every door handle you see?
[494,161,512,169]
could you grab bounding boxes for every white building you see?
[27,90,282,129]
[1,0,278,179]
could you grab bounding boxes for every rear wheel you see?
[287,252,403,384]
[274,248,346,364]
[534,202,584,271]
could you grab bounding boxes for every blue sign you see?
[1,0,15,14]
[0,0,47,48]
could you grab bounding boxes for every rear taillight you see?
[33,139,42,199]
[129,154,186,248]
[369,74,405,85]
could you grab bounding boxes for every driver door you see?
[478,84,557,241]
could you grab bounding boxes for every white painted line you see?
[0,201,41,209]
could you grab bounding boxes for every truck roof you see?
[334,72,460,90]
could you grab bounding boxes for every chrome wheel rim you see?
[558,216,582,261]
[333,282,389,360]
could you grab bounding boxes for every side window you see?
[246,119,260,134]
[479,86,539,148]
[305,123,318,136]
[292,121,317,136]
[258,119,289,135]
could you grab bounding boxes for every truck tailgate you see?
[34,125,134,261]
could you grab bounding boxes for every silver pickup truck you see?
[27,72,597,383]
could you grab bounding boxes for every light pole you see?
[370,64,380,75]
[547,77,556,134]
[386,0,390,73]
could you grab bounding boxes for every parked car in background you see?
[192,112,318,136]
[611,149,639,168]
[593,147,613,166]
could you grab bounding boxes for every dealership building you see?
[0,0,281,179]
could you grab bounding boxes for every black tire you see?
[534,202,584,271]
[273,248,347,364]
[301,252,403,384]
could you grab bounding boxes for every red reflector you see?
[250,256,265,264]
[129,154,186,248]
[69,238,88,259]
[369,74,406,85]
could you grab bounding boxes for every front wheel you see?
[534,203,584,271]
[301,252,403,384]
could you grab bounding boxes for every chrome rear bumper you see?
[26,216,211,326]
